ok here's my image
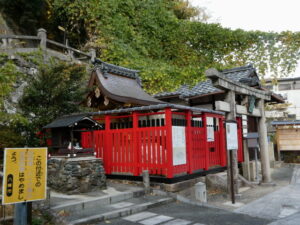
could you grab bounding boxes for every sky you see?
[190,0,300,76]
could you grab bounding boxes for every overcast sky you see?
[190,0,300,76]
[190,0,300,32]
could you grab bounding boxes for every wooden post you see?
[258,99,272,183]
[219,117,226,167]
[202,113,209,170]
[225,90,238,195]
[105,115,111,174]
[132,112,139,176]
[186,110,193,174]
[165,108,173,178]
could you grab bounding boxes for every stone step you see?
[51,189,145,213]
[68,196,174,225]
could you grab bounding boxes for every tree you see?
[19,61,89,146]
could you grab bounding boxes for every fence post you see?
[66,39,74,59]
[186,110,193,174]
[37,28,47,50]
[165,108,173,178]
[2,38,8,48]
[202,113,209,170]
[132,112,139,176]
[89,48,96,62]
[105,115,111,174]
[219,117,227,167]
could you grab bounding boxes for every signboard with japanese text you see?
[172,126,187,166]
[2,148,47,205]
[226,122,238,150]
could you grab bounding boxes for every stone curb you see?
[152,189,233,212]
[69,197,174,225]
[51,189,145,212]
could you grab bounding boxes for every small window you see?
[278,84,292,91]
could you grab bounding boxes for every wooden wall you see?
[276,127,300,151]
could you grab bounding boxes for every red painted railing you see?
[81,109,244,178]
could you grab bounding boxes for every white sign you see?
[226,122,238,150]
[207,126,215,142]
[172,126,187,165]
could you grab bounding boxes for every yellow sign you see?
[2,148,47,205]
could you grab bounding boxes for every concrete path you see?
[234,165,300,224]
[94,202,271,225]
[48,182,173,225]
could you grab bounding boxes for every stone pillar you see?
[90,48,96,62]
[258,99,272,183]
[37,28,47,50]
[195,182,207,203]
[225,90,239,194]
[142,170,150,194]
[242,139,250,180]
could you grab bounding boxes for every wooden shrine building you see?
[86,59,162,110]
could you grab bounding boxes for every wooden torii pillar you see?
[206,69,272,194]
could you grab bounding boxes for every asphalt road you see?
[95,201,272,225]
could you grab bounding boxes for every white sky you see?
[190,0,300,76]
[190,0,300,32]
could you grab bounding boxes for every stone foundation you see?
[48,157,106,194]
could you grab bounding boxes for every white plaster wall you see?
[276,89,300,119]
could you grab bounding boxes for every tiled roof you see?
[155,65,258,99]
[43,115,100,129]
[271,120,300,126]
[93,58,140,82]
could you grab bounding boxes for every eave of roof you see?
[43,115,100,129]
[74,103,225,117]
[93,69,162,105]
[155,65,258,100]
[271,120,300,126]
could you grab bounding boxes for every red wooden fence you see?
[81,108,244,178]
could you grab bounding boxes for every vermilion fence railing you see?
[81,108,244,178]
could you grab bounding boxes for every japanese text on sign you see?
[2,148,47,205]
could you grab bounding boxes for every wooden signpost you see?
[2,148,47,225]
[225,121,239,204]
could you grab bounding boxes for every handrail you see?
[0,28,95,62]
[46,39,91,57]
[0,34,40,40]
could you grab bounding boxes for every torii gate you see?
[206,68,272,194]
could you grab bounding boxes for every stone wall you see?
[48,157,106,194]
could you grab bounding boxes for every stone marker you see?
[195,182,207,203]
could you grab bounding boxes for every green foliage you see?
[19,61,89,146]
[16,50,44,65]
[0,55,23,111]
[44,0,300,93]
[2,0,300,93]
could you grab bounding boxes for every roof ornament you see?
[95,87,101,98]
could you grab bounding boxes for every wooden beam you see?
[206,69,271,100]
